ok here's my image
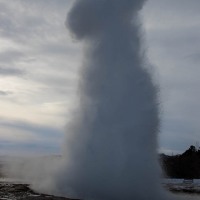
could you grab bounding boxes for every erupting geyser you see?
[50,0,171,199]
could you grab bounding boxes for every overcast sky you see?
[0,0,199,155]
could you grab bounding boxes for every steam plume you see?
[50,0,171,199]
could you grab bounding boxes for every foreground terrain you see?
[1,156,200,199]
[0,179,200,200]
[0,181,77,200]
[163,179,200,194]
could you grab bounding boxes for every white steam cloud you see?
[42,0,173,199]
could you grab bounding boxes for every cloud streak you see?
[0,67,24,76]
[0,118,63,155]
[0,90,11,96]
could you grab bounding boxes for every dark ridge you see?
[160,145,200,179]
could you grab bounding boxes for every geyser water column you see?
[55,0,169,199]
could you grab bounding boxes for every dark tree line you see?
[160,145,200,179]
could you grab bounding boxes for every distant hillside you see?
[160,145,200,179]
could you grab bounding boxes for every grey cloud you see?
[0,117,63,155]
[0,1,70,44]
[160,117,200,154]
[40,43,81,57]
[145,0,200,19]
[0,50,27,77]
[0,91,11,96]
[0,50,25,63]
[144,0,200,54]
[186,53,200,63]
[0,141,60,155]
[0,3,47,43]
[0,118,63,144]
[142,0,200,155]
[0,67,24,76]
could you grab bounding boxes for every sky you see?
[0,0,199,155]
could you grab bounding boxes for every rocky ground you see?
[0,182,78,200]
[164,182,200,194]
[0,158,200,199]
[0,181,200,200]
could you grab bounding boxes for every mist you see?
[40,0,172,199]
